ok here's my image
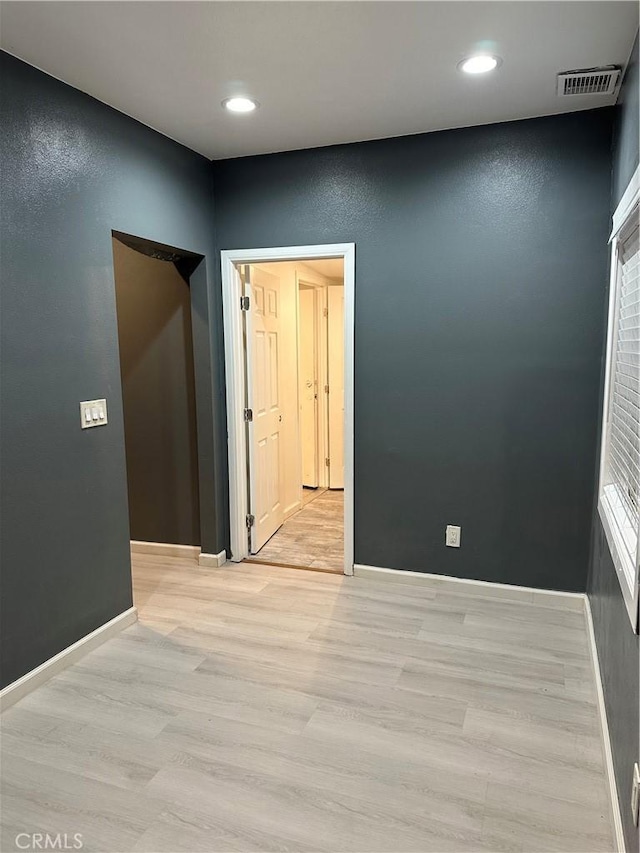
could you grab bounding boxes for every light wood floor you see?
[249,488,344,572]
[302,486,326,507]
[1,556,614,853]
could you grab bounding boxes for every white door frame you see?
[221,244,355,576]
[297,278,329,491]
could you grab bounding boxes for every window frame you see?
[597,164,640,631]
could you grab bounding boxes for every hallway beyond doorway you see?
[247,489,344,573]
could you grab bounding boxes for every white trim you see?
[284,500,302,521]
[130,540,200,560]
[131,541,229,570]
[221,244,355,576]
[598,168,640,631]
[222,256,250,567]
[610,163,640,241]
[0,607,138,712]
[297,276,330,491]
[584,597,626,853]
[316,283,329,490]
[198,550,228,568]
[353,564,585,610]
[598,490,639,629]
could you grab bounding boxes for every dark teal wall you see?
[588,31,639,853]
[0,52,225,687]
[213,109,614,591]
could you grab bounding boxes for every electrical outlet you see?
[446,525,461,548]
[632,763,640,827]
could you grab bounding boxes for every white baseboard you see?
[353,564,585,611]
[131,540,200,560]
[131,540,226,568]
[584,597,626,853]
[0,607,137,712]
[198,550,227,568]
[284,500,302,520]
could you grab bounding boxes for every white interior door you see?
[245,265,285,552]
[328,285,345,489]
[298,286,318,488]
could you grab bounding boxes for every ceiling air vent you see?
[557,66,621,97]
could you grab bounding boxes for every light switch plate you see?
[80,399,108,429]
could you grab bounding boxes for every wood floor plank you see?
[0,556,614,853]
[0,754,163,852]
[482,783,614,852]
[0,717,170,790]
[252,490,344,570]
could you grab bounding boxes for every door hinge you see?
[323,307,328,318]
[324,384,329,394]
[246,513,255,529]
[240,295,250,311]
[325,457,330,467]
[244,408,253,422]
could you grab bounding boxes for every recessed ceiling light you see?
[222,97,259,113]
[458,55,501,75]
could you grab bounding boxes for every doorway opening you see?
[243,261,344,572]
[112,232,203,551]
[221,244,355,576]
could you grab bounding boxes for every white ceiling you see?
[301,258,344,280]
[1,1,637,160]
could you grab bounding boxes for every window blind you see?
[605,222,640,562]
